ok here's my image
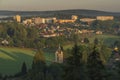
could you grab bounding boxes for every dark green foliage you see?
[3,75,8,80]
[87,47,107,80]
[30,49,46,80]
[94,38,99,45]
[33,50,46,64]
[32,49,46,73]
[84,38,89,44]
[91,20,120,34]
[47,63,64,80]
[114,41,120,52]
[0,74,3,79]
[114,61,120,80]
[21,62,27,75]
[0,22,39,48]
[64,44,86,80]
[7,27,15,37]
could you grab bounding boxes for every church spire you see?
[55,44,64,63]
[58,44,61,50]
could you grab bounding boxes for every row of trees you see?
[10,41,119,80]
[90,20,120,35]
[0,22,93,49]
[0,22,68,48]
[0,40,119,80]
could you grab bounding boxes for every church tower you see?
[55,45,63,63]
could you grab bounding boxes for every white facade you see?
[72,15,78,20]
[96,16,114,21]
[55,46,63,63]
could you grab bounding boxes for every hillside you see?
[0,9,120,17]
[0,47,55,75]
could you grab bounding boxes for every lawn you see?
[0,47,55,75]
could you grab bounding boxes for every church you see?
[55,45,64,63]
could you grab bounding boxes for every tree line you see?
[0,40,119,80]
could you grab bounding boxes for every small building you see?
[96,31,103,35]
[72,15,78,20]
[96,16,114,21]
[42,33,57,38]
[45,17,56,24]
[57,19,75,23]
[23,19,32,24]
[13,15,21,23]
[33,17,45,24]
[114,46,119,52]
[55,45,64,63]
[1,40,9,45]
[80,18,96,23]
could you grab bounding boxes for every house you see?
[1,40,9,45]
[96,31,103,35]
[13,15,21,22]
[57,19,75,23]
[80,18,96,23]
[96,16,114,21]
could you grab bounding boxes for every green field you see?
[63,34,120,49]
[0,47,55,75]
[90,34,120,46]
[0,34,119,75]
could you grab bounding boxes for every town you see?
[0,14,116,39]
[0,10,120,80]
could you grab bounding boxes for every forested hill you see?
[0,9,120,17]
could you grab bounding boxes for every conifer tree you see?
[31,49,46,80]
[21,62,27,75]
[87,47,107,80]
[64,44,86,80]
[94,38,99,45]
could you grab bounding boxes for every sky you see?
[0,0,120,12]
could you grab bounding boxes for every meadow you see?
[0,34,119,75]
[64,34,120,49]
[0,47,55,75]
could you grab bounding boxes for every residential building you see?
[96,16,114,21]
[57,19,75,23]
[80,18,96,23]
[1,40,9,45]
[96,31,103,35]
[13,15,21,22]
[45,17,57,23]
[72,15,78,20]
[23,19,32,24]
[33,17,45,24]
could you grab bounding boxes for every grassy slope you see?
[90,34,120,46]
[0,47,55,75]
[64,34,120,49]
[0,47,35,75]
[0,34,119,75]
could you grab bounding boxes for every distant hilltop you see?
[0,9,120,17]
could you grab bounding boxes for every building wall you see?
[34,17,45,24]
[72,15,78,20]
[33,17,56,24]
[45,17,57,23]
[55,51,63,63]
[14,15,21,22]
[80,18,96,22]
[23,19,32,24]
[96,16,114,21]
[57,19,75,23]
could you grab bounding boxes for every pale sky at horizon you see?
[0,0,120,12]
